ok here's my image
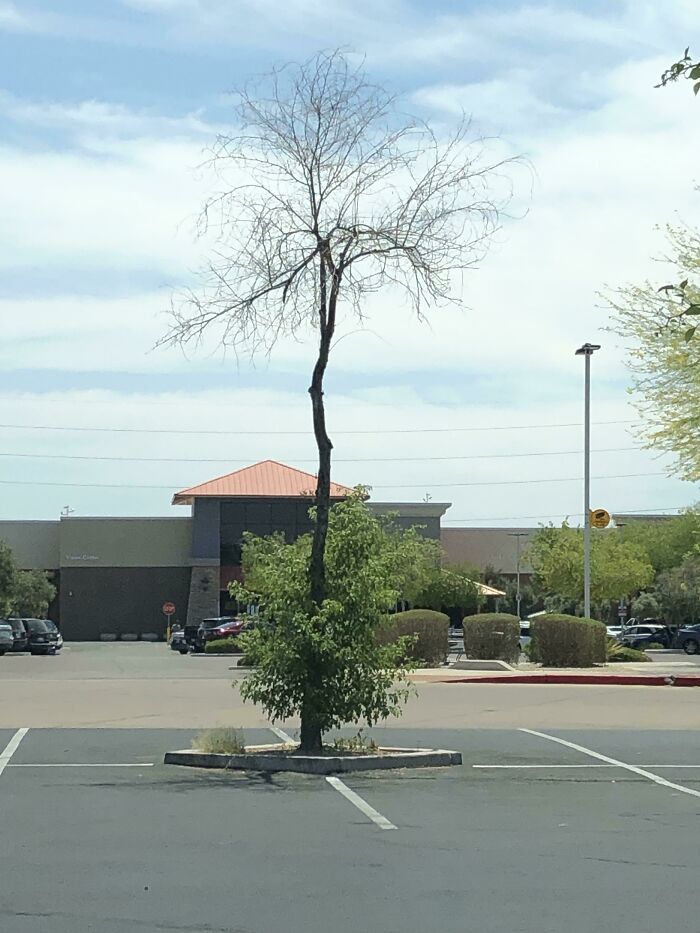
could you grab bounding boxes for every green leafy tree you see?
[619,512,700,573]
[655,556,700,626]
[607,225,700,478]
[631,591,662,620]
[412,564,482,618]
[235,492,417,751]
[0,540,16,616]
[11,570,56,618]
[527,524,654,617]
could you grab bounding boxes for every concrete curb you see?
[431,673,700,687]
[164,745,462,774]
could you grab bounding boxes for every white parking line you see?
[474,764,700,770]
[325,776,396,831]
[520,728,700,799]
[7,763,155,768]
[269,726,295,743]
[0,728,29,777]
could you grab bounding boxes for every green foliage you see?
[646,642,666,650]
[11,570,56,618]
[0,543,56,618]
[655,555,700,626]
[621,513,700,574]
[527,523,654,612]
[631,591,662,620]
[0,541,16,617]
[204,637,242,654]
[531,614,607,668]
[193,728,246,754]
[412,564,482,616]
[234,493,415,744]
[607,224,700,480]
[606,640,651,663]
[462,613,520,663]
[379,609,449,667]
[657,48,700,96]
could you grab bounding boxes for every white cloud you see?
[0,2,28,30]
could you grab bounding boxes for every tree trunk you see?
[299,254,338,753]
[308,352,333,607]
[299,705,323,753]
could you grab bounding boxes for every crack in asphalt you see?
[0,908,254,932]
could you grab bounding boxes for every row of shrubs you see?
[209,610,634,668]
[462,612,610,667]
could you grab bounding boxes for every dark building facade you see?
[0,460,451,640]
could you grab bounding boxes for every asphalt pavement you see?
[2,725,700,933]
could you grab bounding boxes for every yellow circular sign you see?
[590,508,611,529]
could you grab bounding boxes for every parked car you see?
[618,624,673,649]
[5,617,29,652]
[195,617,245,652]
[0,622,13,655]
[676,624,700,655]
[44,620,63,651]
[10,618,60,655]
[169,627,189,654]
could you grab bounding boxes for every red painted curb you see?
[434,673,700,687]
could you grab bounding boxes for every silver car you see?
[0,622,13,655]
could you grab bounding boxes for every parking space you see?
[2,725,700,932]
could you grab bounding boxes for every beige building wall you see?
[0,521,60,569]
[59,518,192,569]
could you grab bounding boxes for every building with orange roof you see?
[0,460,451,639]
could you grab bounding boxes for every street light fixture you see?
[507,532,529,620]
[575,342,601,619]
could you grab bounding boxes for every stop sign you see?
[162,601,176,616]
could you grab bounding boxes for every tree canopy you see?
[607,224,700,480]
[234,493,419,750]
[618,512,700,574]
[527,524,654,615]
[0,541,56,619]
[655,556,700,627]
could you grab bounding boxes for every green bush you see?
[608,646,651,663]
[379,609,449,667]
[204,637,242,654]
[462,613,520,663]
[531,614,606,668]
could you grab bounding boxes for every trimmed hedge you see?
[462,613,520,663]
[380,609,449,667]
[531,614,606,668]
[204,637,242,654]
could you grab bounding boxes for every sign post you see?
[162,601,176,641]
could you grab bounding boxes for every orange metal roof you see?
[172,459,354,505]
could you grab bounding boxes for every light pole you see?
[508,532,528,620]
[575,342,601,619]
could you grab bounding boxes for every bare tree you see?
[164,50,514,749]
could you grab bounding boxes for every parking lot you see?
[2,645,700,932]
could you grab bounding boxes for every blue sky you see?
[0,0,698,522]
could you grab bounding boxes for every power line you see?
[0,446,641,465]
[442,505,690,524]
[0,470,667,491]
[373,472,667,489]
[0,419,635,437]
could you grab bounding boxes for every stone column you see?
[186,565,220,628]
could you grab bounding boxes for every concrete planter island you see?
[164,743,462,775]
